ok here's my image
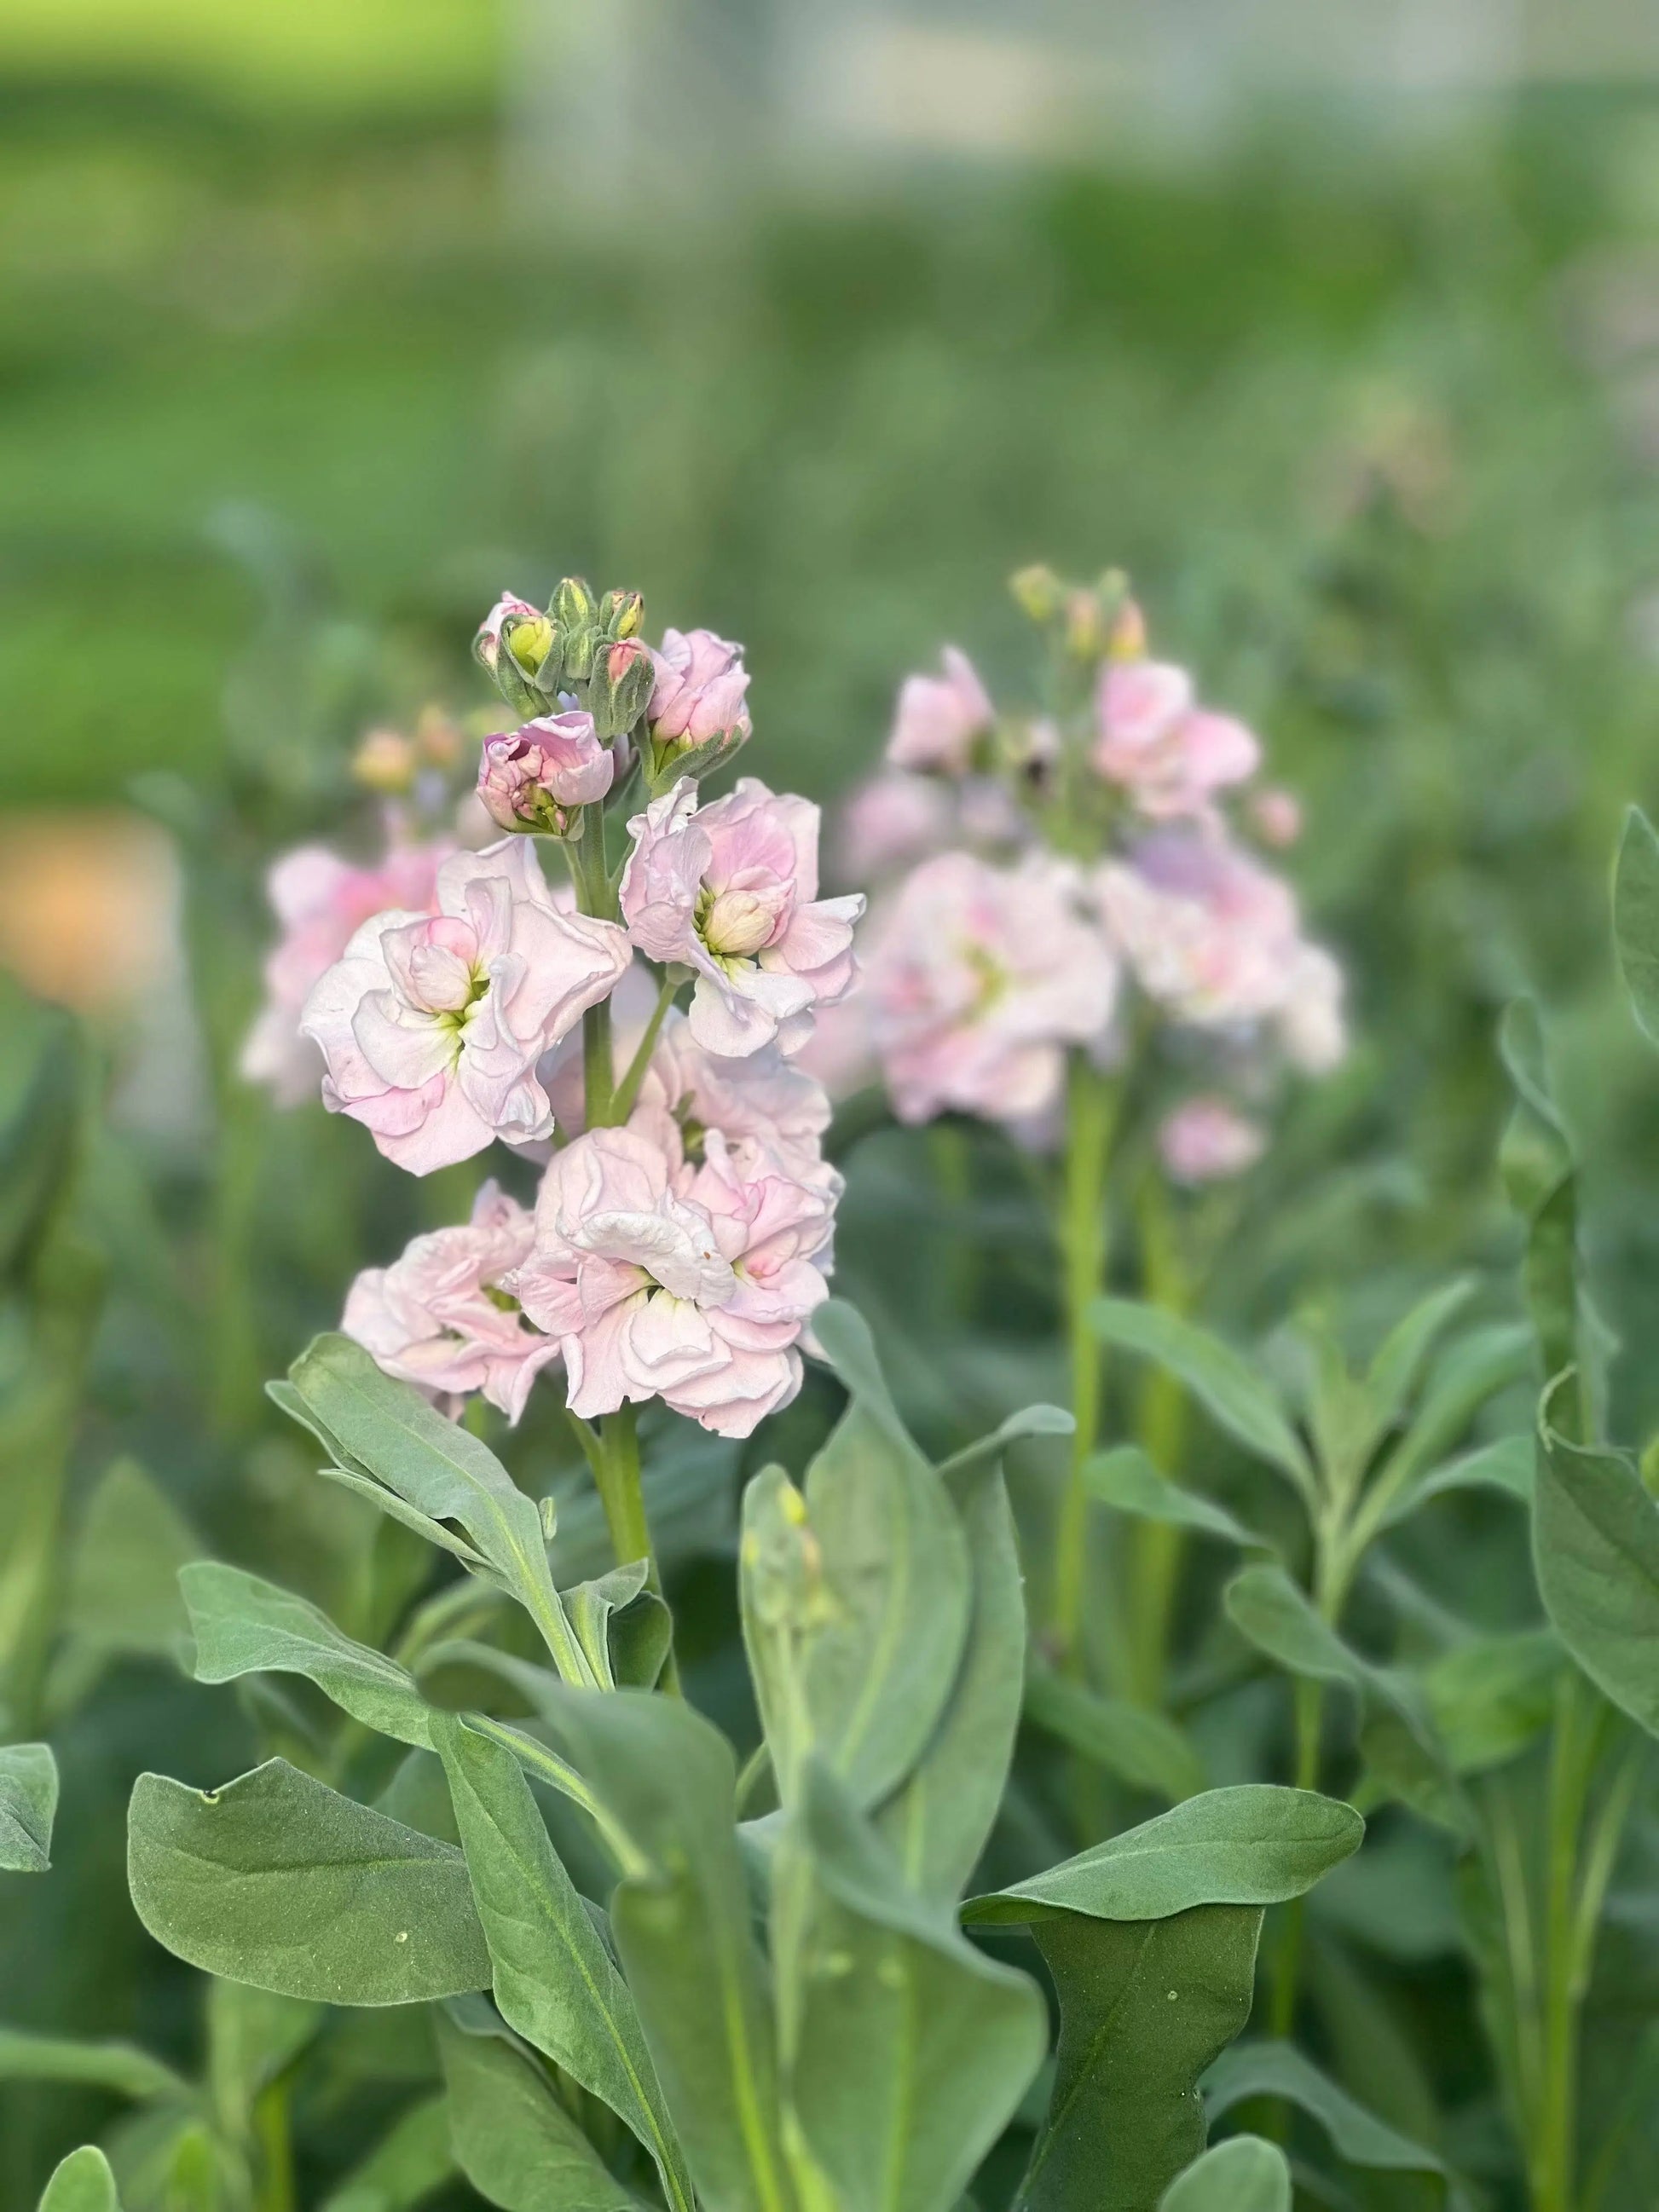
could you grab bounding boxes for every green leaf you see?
[1422,1632,1563,1774]
[1376,1434,1533,1530]
[182,1562,433,1747]
[0,2026,191,2103]
[62,1459,201,1664]
[1084,1447,1268,1551]
[1363,1280,1477,1445]
[1223,1566,1360,1690]
[1499,1001,1582,1419]
[783,1301,973,1805]
[0,1741,57,1872]
[318,2094,454,2212]
[962,1785,1361,1926]
[1024,1668,1206,1805]
[1204,2041,1454,2197]
[38,2149,120,2212]
[1614,804,1659,1047]
[875,1459,1028,1901]
[1535,1373,1659,1736]
[548,1688,792,2212]
[127,1758,490,2004]
[560,1562,650,1691]
[1372,1325,1534,1504]
[431,1712,694,2212]
[934,1403,1074,1481]
[1090,1301,1314,1499]
[205,1978,323,2132]
[1020,1903,1265,2212]
[1158,2136,1290,2212]
[782,1761,1045,2212]
[436,1999,635,2212]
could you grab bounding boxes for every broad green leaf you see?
[128,1758,490,2004]
[318,2094,454,2212]
[62,1459,200,1663]
[1084,1447,1267,1551]
[1204,2041,1453,2196]
[1159,2136,1290,2212]
[561,1561,648,1692]
[1090,1301,1314,1498]
[789,1302,973,1805]
[962,1785,1361,1926]
[1223,1566,1360,1689]
[182,1562,433,1747]
[1614,804,1659,1046]
[1375,1434,1533,1530]
[431,1712,694,2212]
[1535,1374,1659,1736]
[0,1741,57,1871]
[875,1460,1027,1900]
[782,1762,1045,2212]
[1020,1903,1264,2212]
[0,2026,191,2102]
[436,2000,634,2212]
[101,2107,228,2212]
[1422,1632,1563,1774]
[1025,1668,1206,1805]
[38,2148,120,2212]
[548,1688,793,2212]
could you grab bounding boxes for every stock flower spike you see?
[341,1180,558,1420]
[886,644,994,774]
[301,839,630,1171]
[620,777,864,1056]
[1093,658,1261,820]
[511,1119,834,1435]
[476,710,615,835]
[647,626,752,750]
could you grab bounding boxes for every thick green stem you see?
[1129,1173,1189,1706]
[1050,1058,1116,1668]
[1267,1676,1325,2042]
[590,1406,681,1695]
[1535,1675,1602,2212]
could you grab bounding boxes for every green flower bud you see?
[588,636,656,741]
[552,575,598,632]
[599,588,645,640]
[506,612,556,677]
[1010,563,1063,623]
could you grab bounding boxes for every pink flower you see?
[866,852,1119,1126]
[794,991,877,1104]
[1275,944,1347,1073]
[839,771,954,882]
[1249,787,1304,848]
[301,840,631,1174]
[887,647,994,776]
[240,840,452,1106]
[512,1121,834,1438]
[643,1013,838,1187]
[477,712,615,835]
[1158,1098,1266,1185]
[1095,830,1303,1030]
[342,1181,558,1422]
[620,778,864,1058]
[1093,660,1260,821]
[648,628,752,750]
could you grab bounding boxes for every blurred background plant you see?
[11,0,1659,2205]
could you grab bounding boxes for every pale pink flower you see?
[648,628,751,749]
[887,648,994,775]
[1249,787,1304,848]
[512,1121,834,1438]
[794,991,878,1104]
[301,840,630,1175]
[1093,660,1260,821]
[1158,1098,1266,1185]
[644,1013,838,1187]
[866,852,1119,1126]
[1275,944,1347,1073]
[839,771,953,882]
[342,1181,558,1422]
[477,712,615,835]
[620,778,864,1058]
[240,840,452,1106]
[1095,830,1303,1030]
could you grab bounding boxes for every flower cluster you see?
[245,580,858,1439]
[818,569,1345,1178]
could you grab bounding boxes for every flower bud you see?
[641,627,751,792]
[507,613,556,677]
[477,711,615,836]
[599,587,645,640]
[475,592,558,715]
[588,636,656,741]
[1009,563,1063,623]
[351,727,415,794]
[552,576,598,632]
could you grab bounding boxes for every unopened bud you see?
[589,636,656,740]
[599,588,645,640]
[1063,588,1107,661]
[352,727,415,794]
[507,612,556,677]
[477,711,615,836]
[475,592,558,715]
[1009,563,1062,623]
[552,576,598,632]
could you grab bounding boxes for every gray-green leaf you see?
[0,2027,191,2103]
[1158,2136,1290,2212]
[1090,1302,1313,1499]
[127,1758,489,2004]
[1024,1670,1205,1805]
[318,2094,454,2212]
[0,1741,57,1872]
[1614,804,1659,1047]
[1204,2041,1453,2197]
[1084,1448,1268,1552]
[38,2148,120,2212]
[436,2000,634,2212]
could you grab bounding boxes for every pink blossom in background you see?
[477,712,615,834]
[1095,829,1304,1031]
[1249,787,1304,848]
[302,839,630,1174]
[887,647,994,775]
[240,840,453,1106]
[648,628,752,748]
[839,771,953,881]
[343,1181,558,1421]
[620,778,863,1057]
[866,851,1119,1126]
[1158,1097,1267,1185]
[1094,659,1261,821]
[789,989,878,1106]
[1275,943,1347,1073]
[512,1120,834,1437]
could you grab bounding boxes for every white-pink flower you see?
[1095,830,1304,1031]
[343,1181,558,1422]
[643,1012,838,1187]
[648,628,751,749]
[1158,1097,1266,1186]
[839,771,954,882]
[620,778,864,1058]
[301,840,630,1174]
[1249,787,1304,848]
[1275,944,1347,1073]
[512,1121,833,1438]
[240,840,453,1106]
[887,647,994,776]
[1094,660,1260,821]
[866,852,1119,1126]
[477,712,615,835]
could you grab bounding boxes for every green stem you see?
[1129,1172,1189,1706]
[1535,1676,1608,2212]
[1267,1676,1325,2042]
[609,971,679,1127]
[1050,1057,1116,1669]
[252,2079,296,2212]
[588,1407,681,1695]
